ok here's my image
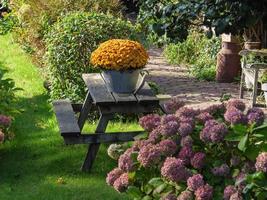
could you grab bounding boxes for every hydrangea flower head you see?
[178,146,194,165]
[181,136,193,147]
[148,126,162,143]
[107,144,124,160]
[247,107,265,126]
[132,139,153,151]
[157,139,177,156]
[223,185,237,200]
[113,173,130,192]
[137,143,161,168]
[178,123,193,137]
[161,157,191,182]
[190,152,206,169]
[161,114,178,124]
[194,184,213,200]
[163,97,185,114]
[160,121,179,137]
[196,112,213,124]
[139,114,161,131]
[177,190,193,200]
[118,148,135,172]
[226,99,246,111]
[0,115,11,127]
[200,120,228,143]
[224,107,247,125]
[187,174,204,191]
[106,168,123,186]
[255,152,267,173]
[176,107,199,118]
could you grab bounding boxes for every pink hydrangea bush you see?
[106,98,267,199]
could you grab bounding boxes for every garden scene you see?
[1,0,267,200]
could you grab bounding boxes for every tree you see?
[138,0,267,42]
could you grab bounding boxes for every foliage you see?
[164,31,221,81]
[11,0,124,65]
[107,98,267,199]
[0,67,21,115]
[0,13,17,35]
[0,33,136,199]
[137,0,267,43]
[137,0,191,44]
[91,39,148,70]
[0,66,21,141]
[45,12,140,101]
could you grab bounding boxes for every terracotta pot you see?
[216,42,241,83]
[244,41,261,50]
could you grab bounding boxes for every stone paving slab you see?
[145,48,267,114]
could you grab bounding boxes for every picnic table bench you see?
[53,73,167,172]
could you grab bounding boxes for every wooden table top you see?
[82,73,159,105]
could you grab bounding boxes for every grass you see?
[0,34,142,200]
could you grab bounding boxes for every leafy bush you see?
[45,12,141,101]
[164,31,221,81]
[0,67,21,142]
[106,98,267,199]
[11,0,124,65]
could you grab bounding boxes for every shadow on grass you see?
[0,93,118,194]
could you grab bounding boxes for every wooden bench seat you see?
[53,100,81,137]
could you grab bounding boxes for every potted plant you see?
[260,70,267,106]
[90,39,149,93]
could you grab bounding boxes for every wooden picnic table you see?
[53,73,166,172]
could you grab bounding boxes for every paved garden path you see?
[146,48,266,111]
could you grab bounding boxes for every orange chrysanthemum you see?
[90,39,149,70]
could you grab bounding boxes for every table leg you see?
[252,69,259,107]
[81,114,113,172]
[78,92,93,130]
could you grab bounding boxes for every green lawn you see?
[0,34,141,200]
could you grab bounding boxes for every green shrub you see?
[0,66,21,115]
[45,12,140,101]
[11,0,124,65]
[164,30,221,81]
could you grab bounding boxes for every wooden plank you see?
[99,73,137,103]
[111,92,137,103]
[135,82,159,103]
[82,74,115,105]
[81,114,112,172]
[53,100,80,136]
[64,131,144,145]
[99,104,159,114]
[78,92,93,130]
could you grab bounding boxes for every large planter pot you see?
[102,69,148,93]
[216,42,241,83]
[262,83,267,106]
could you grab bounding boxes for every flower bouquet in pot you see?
[90,39,149,94]
[106,98,267,199]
